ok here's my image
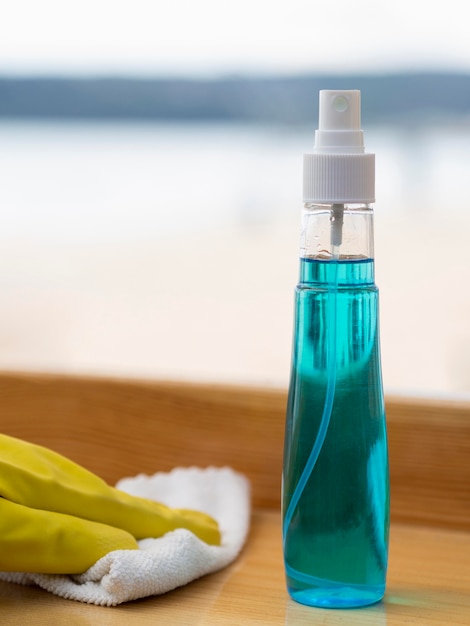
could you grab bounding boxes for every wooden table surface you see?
[1,373,469,625]
[1,511,469,625]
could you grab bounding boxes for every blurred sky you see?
[0,0,468,77]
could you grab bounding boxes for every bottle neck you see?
[300,203,374,261]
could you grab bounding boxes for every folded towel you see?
[0,466,250,606]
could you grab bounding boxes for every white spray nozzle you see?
[314,90,365,155]
[303,89,375,204]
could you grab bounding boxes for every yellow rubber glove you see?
[0,434,220,574]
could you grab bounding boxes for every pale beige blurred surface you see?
[1,121,469,397]
[0,209,469,396]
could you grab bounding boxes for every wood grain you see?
[1,512,469,625]
[0,371,469,623]
[0,371,469,530]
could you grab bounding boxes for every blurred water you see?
[0,121,303,242]
[0,120,469,396]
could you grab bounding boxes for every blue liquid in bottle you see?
[282,256,389,609]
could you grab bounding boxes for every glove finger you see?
[0,497,138,574]
[0,434,220,546]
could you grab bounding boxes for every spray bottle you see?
[282,90,389,609]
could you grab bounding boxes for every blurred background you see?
[0,0,469,397]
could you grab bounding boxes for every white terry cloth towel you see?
[0,466,251,606]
